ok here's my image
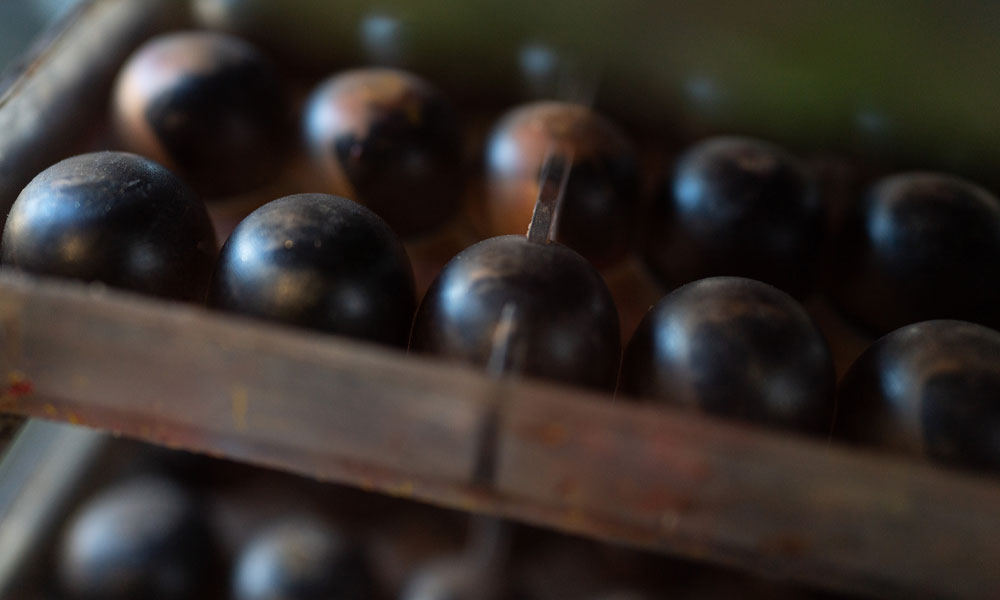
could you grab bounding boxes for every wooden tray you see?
[0,2,997,598]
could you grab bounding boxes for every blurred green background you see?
[4,0,1000,185]
[195,0,1000,185]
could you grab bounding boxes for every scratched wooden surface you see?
[0,271,998,599]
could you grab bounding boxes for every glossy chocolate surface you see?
[836,319,1000,473]
[831,173,1000,334]
[57,477,218,600]
[2,152,217,301]
[620,277,836,434]
[642,137,823,297]
[410,235,621,390]
[233,518,372,600]
[209,193,416,347]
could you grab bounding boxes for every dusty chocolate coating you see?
[303,68,462,237]
[483,102,639,266]
[233,518,372,600]
[57,477,219,600]
[113,30,290,196]
[2,152,217,301]
[620,277,836,434]
[830,173,1000,334]
[642,137,823,297]
[208,193,416,347]
[410,235,621,391]
[836,320,1000,474]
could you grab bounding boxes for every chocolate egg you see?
[410,235,621,390]
[209,193,416,347]
[482,101,639,266]
[113,30,289,196]
[303,68,462,237]
[57,477,219,600]
[642,136,823,297]
[836,319,1000,473]
[620,277,836,434]
[233,517,372,600]
[2,152,217,301]
[831,172,1000,333]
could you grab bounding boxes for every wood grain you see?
[0,271,996,599]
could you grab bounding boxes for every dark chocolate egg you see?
[830,173,1000,334]
[303,68,462,237]
[620,276,836,434]
[57,477,219,600]
[401,556,529,600]
[2,152,217,301]
[482,101,639,266]
[836,319,1000,473]
[401,558,481,600]
[232,518,372,600]
[410,235,621,390]
[208,193,416,347]
[641,136,823,297]
[113,30,289,196]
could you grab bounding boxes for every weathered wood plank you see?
[0,271,996,599]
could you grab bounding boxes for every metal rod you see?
[526,150,572,244]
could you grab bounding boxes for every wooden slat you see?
[0,271,997,599]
